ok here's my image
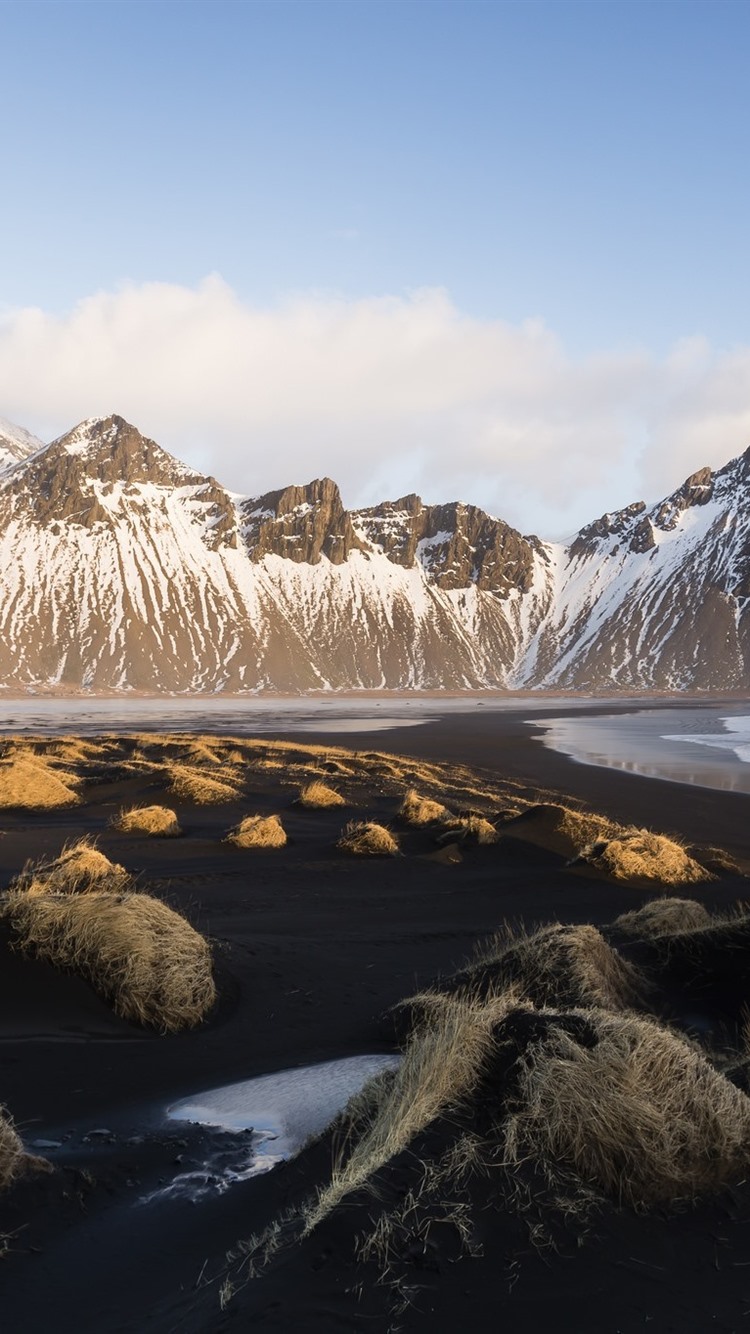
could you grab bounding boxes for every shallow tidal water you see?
[535,706,750,795]
[0,692,643,737]
[150,1053,401,1201]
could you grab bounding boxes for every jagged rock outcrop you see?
[353,496,545,595]
[0,413,748,692]
[241,478,367,565]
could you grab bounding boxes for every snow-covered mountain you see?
[0,413,748,692]
[0,417,43,471]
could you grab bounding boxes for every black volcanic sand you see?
[1,709,750,1333]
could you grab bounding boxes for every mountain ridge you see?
[0,412,747,693]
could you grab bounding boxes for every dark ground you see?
[1,703,750,1333]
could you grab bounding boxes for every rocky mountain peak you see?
[47,415,197,488]
[241,476,368,565]
[653,464,714,531]
[0,414,238,549]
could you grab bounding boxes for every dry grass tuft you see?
[614,897,712,937]
[112,805,181,837]
[336,821,399,857]
[298,781,346,809]
[2,889,216,1032]
[0,757,81,811]
[166,763,241,805]
[14,838,131,896]
[437,814,498,845]
[503,1007,750,1206]
[399,788,449,826]
[306,990,516,1229]
[580,828,710,884]
[227,814,288,849]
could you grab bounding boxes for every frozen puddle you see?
[145,1054,400,1204]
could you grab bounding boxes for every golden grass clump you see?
[14,838,131,896]
[2,889,216,1032]
[306,989,516,1229]
[581,828,710,885]
[0,757,81,811]
[438,814,498,845]
[399,788,449,826]
[227,814,287,849]
[336,821,399,857]
[47,738,109,766]
[503,1007,750,1206]
[113,805,182,838]
[298,781,346,809]
[614,897,712,938]
[166,763,241,805]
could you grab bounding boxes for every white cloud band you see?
[1,276,749,537]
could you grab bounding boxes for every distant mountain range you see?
[0,413,748,692]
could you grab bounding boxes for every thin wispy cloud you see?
[1,276,748,537]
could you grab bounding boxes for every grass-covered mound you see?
[498,1005,750,1206]
[0,755,82,811]
[578,828,710,884]
[2,889,216,1032]
[165,763,242,805]
[637,913,750,1017]
[298,781,346,809]
[227,814,288,849]
[13,838,131,896]
[112,805,182,837]
[398,788,449,826]
[613,897,712,937]
[437,813,498,845]
[417,922,647,1014]
[503,803,614,857]
[503,804,712,885]
[337,821,399,857]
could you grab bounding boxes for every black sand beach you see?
[1,704,750,1333]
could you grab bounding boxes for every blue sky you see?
[1,0,749,535]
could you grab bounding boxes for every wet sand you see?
[0,707,749,1333]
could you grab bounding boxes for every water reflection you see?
[535,707,750,796]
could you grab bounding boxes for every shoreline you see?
[1,720,749,1332]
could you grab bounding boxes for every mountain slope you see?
[0,417,43,471]
[0,413,747,692]
[520,457,750,690]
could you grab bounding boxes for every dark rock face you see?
[654,466,714,531]
[628,516,656,554]
[569,503,647,560]
[240,478,367,565]
[354,495,543,595]
[0,416,238,551]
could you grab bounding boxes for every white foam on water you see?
[535,707,750,795]
[663,715,750,764]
